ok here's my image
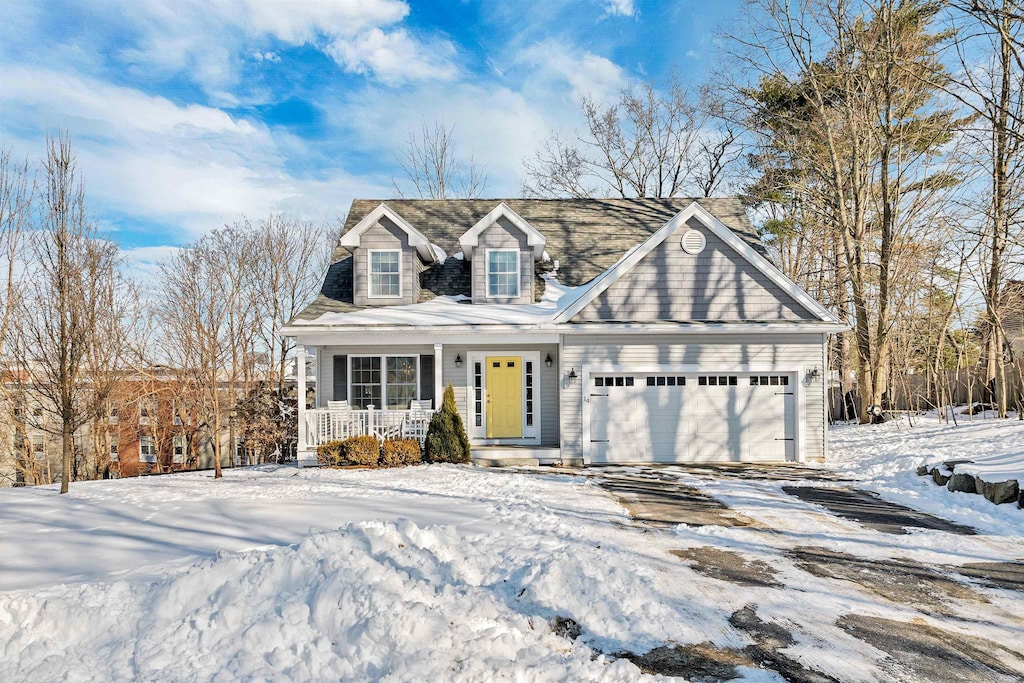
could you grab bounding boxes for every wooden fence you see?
[828,359,1024,421]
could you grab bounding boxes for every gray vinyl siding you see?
[574,216,814,322]
[441,344,559,446]
[559,333,826,461]
[352,217,420,306]
[471,216,534,304]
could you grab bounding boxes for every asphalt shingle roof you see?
[294,197,761,321]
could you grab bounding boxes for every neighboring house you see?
[282,198,846,466]
[0,366,240,487]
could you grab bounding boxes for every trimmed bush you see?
[380,438,422,467]
[423,384,472,464]
[342,435,382,467]
[316,440,346,467]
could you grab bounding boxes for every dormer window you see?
[487,249,520,298]
[369,250,401,298]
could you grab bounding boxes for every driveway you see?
[590,465,1024,683]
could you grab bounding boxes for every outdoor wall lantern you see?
[805,367,821,384]
[545,353,553,368]
[568,368,578,382]
[455,354,463,368]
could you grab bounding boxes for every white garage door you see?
[589,372,795,463]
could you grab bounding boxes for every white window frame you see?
[485,249,520,299]
[30,433,45,461]
[140,435,158,463]
[172,435,187,464]
[367,249,402,299]
[348,355,420,410]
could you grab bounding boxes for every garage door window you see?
[750,375,789,386]
[698,375,738,386]
[646,376,685,386]
[594,376,634,387]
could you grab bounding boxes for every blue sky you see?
[0,0,740,264]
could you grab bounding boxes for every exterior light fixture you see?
[545,353,553,368]
[455,354,463,368]
[568,368,578,381]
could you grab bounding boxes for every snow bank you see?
[827,413,1024,533]
[0,519,647,681]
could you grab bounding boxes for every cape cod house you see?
[281,198,846,467]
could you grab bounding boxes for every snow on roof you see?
[296,274,584,327]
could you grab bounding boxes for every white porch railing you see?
[303,406,435,449]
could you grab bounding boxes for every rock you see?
[1019,489,1024,509]
[550,616,582,641]
[916,465,930,476]
[943,459,973,470]
[931,468,950,486]
[980,479,1020,505]
[946,473,978,494]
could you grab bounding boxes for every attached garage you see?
[587,370,797,464]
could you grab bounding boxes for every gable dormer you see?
[339,203,439,307]
[459,203,546,305]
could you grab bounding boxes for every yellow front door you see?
[486,356,523,438]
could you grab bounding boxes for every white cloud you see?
[337,81,552,196]
[516,42,628,105]
[604,0,635,17]
[105,0,455,90]
[0,65,383,238]
[252,50,280,63]
[326,28,458,84]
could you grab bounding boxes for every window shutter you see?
[420,355,435,403]
[333,355,348,401]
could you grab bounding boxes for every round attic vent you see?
[680,229,706,255]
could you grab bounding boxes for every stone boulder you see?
[947,473,978,494]
[917,465,930,476]
[931,468,950,486]
[979,479,1020,505]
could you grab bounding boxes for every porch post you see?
[296,345,307,467]
[433,343,443,409]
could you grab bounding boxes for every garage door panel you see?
[588,371,796,464]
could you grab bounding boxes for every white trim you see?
[339,202,439,262]
[465,350,541,445]
[555,201,841,324]
[296,345,307,466]
[580,363,805,465]
[283,322,849,338]
[367,249,403,299]
[459,202,546,260]
[433,343,443,410]
[484,248,521,299]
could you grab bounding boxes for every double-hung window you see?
[369,250,401,298]
[350,355,418,409]
[487,250,519,298]
[172,435,187,464]
[140,436,157,463]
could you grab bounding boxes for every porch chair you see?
[403,399,433,443]
[327,400,353,441]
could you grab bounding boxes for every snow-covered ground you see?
[827,411,1023,534]
[1,415,1022,681]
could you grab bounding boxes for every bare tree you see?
[734,0,965,420]
[392,120,487,199]
[524,75,742,198]
[946,1,1024,414]
[20,134,131,493]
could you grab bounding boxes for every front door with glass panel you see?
[485,356,522,438]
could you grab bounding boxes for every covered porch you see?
[293,335,562,466]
